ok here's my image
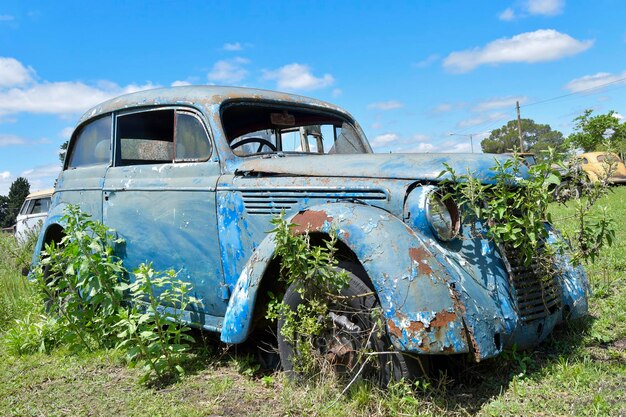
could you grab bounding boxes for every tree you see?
[481,119,565,155]
[0,195,8,228]
[1,177,30,228]
[567,109,626,156]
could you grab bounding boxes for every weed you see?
[3,313,60,355]
[116,263,201,383]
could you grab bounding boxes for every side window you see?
[117,110,174,165]
[30,199,43,214]
[116,109,211,166]
[67,115,112,169]
[175,112,212,161]
[30,197,50,214]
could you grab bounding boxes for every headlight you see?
[426,191,460,241]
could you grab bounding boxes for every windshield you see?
[221,102,370,156]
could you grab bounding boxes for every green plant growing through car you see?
[22,204,200,382]
[266,212,351,377]
[439,149,614,273]
[116,263,200,382]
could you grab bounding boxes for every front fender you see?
[220,202,470,355]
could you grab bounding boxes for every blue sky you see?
[1,0,625,194]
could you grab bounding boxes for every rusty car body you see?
[32,86,589,376]
[578,151,626,184]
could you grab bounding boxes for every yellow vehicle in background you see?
[578,152,626,184]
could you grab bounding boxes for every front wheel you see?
[277,268,414,386]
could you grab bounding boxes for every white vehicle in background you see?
[16,189,53,243]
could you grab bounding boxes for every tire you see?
[277,266,413,386]
[553,180,581,202]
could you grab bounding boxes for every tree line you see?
[0,177,30,229]
[481,109,626,158]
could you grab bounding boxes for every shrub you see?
[116,263,200,382]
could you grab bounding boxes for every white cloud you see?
[564,71,626,93]
[443,29,593,73]
[0,134,26,147]
[499,8,516,21]
[332,88,342,97]
[371,122,383,129]
[405,142,436,153]
[412,134,430,143]
[370,133,399,148]
[0,58,158,116]
[207,57,249,84]
[413,54,439,68]
[0,80,158,116]
[457,112,508,129]
[526,0,564,16]
[223,42,242,51]
[263,63,334,91]
[474,96,527,112]
[0,57,35,87]
[444,141,473,153]
[368,100,403,111]
[0,15,14,22]
[171,80,192,87]
[432,103,453,113]
[59,127,74,139]
[19,164,61,193]
[500,0,564,20]
[0,171,11,195]
[613,112,624,120]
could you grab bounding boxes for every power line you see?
[522,76,626,109]
[449,75,626,141]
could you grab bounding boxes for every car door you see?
[102,107,226,321]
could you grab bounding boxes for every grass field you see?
[1,188,624,416]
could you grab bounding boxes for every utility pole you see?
[449,132,479,153]
[516,100,523,152]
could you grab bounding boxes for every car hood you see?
[234,153,523,183]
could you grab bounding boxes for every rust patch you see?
[409,247,434,275]
[407,320,425,333]
[387,319,402,338]
[442,345,455,353]
[292,210,334,235]
[430,311,456,328]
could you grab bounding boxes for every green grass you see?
[0,189,625,416]
[0,233,39,331]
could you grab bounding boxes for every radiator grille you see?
[500,244,562,323]
[241,189,387,215]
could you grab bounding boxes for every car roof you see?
[25,188,54,199]
[77,86,348,125]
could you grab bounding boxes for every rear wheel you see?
[277,267,414,386]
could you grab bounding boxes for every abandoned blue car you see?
[33,86,588,380]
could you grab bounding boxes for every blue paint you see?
[31,86,588,364]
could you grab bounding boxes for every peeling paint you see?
[31,86,589,365]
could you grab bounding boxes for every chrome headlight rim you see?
[425,188,461,241]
